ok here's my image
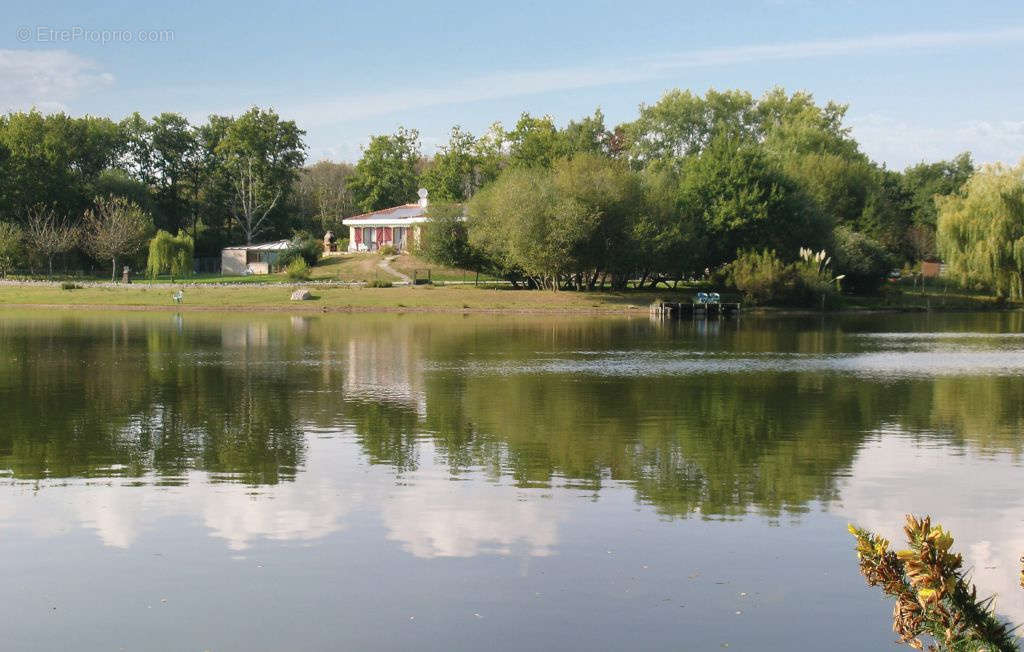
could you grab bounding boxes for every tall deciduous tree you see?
[217,108,306,244]
[23,205,79,276]
[550,153,643,288]
[421,127,484,202]
[903,153,975,229]
[348,127,421,213]
[0,111,124,217]
[506,114,561,168]
[677,136,828,268]
[293,161,357,234]
[560,109,610,158]
[82,196,153,281]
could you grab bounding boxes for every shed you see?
[221,240,291,275]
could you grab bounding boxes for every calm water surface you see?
[1,310,1022,651]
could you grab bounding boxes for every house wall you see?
[347,224,419,252]
[221,249,248,275]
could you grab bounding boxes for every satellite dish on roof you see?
[417,187,429,208]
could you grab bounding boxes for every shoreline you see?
[1,302,1016,317]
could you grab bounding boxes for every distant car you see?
[888,270,901,279]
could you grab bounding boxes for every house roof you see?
[342,203,429,226]
[222,239,291,251]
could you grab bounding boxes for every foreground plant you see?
[849,515,1019,651]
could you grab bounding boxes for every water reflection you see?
[1,311,1023,639]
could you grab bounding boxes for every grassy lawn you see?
[0,283,680,312]
[386,254,499,283]
[0,268,1012,313]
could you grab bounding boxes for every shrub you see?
[833,226,895,294]
[285,258,311,280]
[850,515,1018,651]
[727,249,791,305]
[280,232,323,268]
[726,247,841,308]
[380,244,397,256]
[791,247,840,309]
[338,237,349,252]
[368,279,393,288]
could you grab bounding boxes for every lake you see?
[1,310,1022,651]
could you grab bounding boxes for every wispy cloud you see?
[0,49,114,113]
[288,26,1024,125]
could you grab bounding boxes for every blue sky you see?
[2,0,1023,168]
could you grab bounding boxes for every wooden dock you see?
[649,301,741,318]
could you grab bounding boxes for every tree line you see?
[0,88,1010,295]
[410,89,984,295]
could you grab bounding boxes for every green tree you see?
[0,111,125,217]
[560,109,610,158]
[122,112,202,234]
[621,89,758,165]
[506,113,561,168]
[420,126,489,202]
[903,153,975,229]
[82,196,154,281]
[467,166,600,289]
[348,127,421,213]
[417,201,481,270]
[146,229,195,280]
[293,160,357,234]
[937,162,1024,298]
[551,153,643,288]
[216,108,307,244]
[832,225,894,294]
[632,162,705,287]
[677,136,828,269]
[0,221,23,276]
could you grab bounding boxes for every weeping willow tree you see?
[146,230,195,280]
[937,161,1024,299]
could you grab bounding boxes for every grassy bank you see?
[0,281,1013,314]
[0,283,668,312]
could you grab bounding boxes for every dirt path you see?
[378,257,411,283]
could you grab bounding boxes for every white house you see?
[341,188,430,252]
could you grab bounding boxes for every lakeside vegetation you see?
[0,88,1019,306]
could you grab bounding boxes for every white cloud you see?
[851,113,1024,168]
[0,49,114,112]
[287,27,1024,125]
